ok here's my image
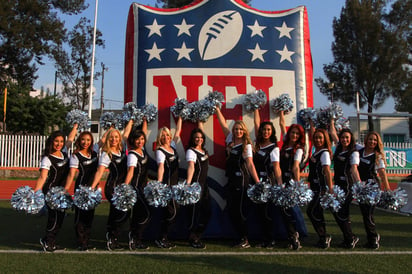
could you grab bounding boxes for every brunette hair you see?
[73,131,94,154]
[42,131,65,157]
[256,121,278,150]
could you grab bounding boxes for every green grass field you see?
[1,200,412,273]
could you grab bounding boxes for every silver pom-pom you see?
[142,104,158,123]
[288,179,314,206]
[334,117,350,131]
[45,186,73,211]
[297,108,315,129]
[171,181,202,205]
[204,91,225,110]
[247,180,274,204]
[11,186,45,214]
[377,188,408,211]
[144,180,173,207]
[100,112,116,130]
[73,186,102,210]
[272,184,295,208]
[66,109,91,132]
[271,94,294,114]
[170,98,189,118]
[243,90,267,112]
[320,185,346,212]
[122,102,144,126]
[352,180,382,206]
[111,184,137,212]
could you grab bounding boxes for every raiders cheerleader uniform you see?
[70,148,99,250]
[332,147,360,248]
[40,152,70,251]
[100,150,128,249]
[306,148,332,248]
[127,149,150,250]
[279,146,304,249]
[225,134,253,247]
[253,143,279,247]
[155,142,179,248]
[358,147,384,249]
[186,147,211,248]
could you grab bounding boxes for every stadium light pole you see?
[88,0,99,120]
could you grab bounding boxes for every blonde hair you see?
[102,129,123,159]
[364,131,385,167]
[156,127,172,148]
[231,120,254,153]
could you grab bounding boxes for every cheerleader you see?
[155,116,182,249]
[65,127,106,251]
[34,126,77,252]
[124,119,150,250]
[307,124,334,249]
[215,107,260,248]
[91,125,130,251]
[185,122,211,249]
[357,131,390,249]
[278,110,306,249]
[253,109,282,249]
[329,123,361,249]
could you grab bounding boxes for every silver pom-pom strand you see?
[73,186,102,210]
[377,188,408,211]
[170,98,189,118]
[144,180,173,207]
[243,89,267,112]
[352,180,382,206]
[45,186,73,211]
[271,94,294,114]
[142,104,158,123]
[11,186,45,214]
[247,180,274,204]
[320,185,346,212]
[271,184,296,208]
[111,184,137,212]
[171,181,202,205]
[122,102,144,126]
[334,117,350,131]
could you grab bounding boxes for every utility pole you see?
[356,92,361,143]
[53,71,57,96]
[100,63,108,137]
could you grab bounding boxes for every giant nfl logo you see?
[124,0,313,214]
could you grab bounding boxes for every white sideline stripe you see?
[1,250,412,255]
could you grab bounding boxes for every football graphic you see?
[198,10,243,60]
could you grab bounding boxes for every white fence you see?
[1,134,412,175]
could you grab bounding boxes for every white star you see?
[145,42,165,61]
[247,43,267,62]
[174,42,194,61]
[276,44,295,63]
[247,20,266,38]
[145,19,165,37]
[174,18,194,37]
[275,22,294,39]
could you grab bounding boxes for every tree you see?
[315,0,408,131]
[0,0,88,90]
[54,17,105,111]
[385,0,412,113]
[0,82,69,135]
[156,0,251,8]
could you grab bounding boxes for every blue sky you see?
[34,0,394,116]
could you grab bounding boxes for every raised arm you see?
[123,119,134,141]
[279,110,286,138]
[215,107,230,137]
[329,118,339,144]
[173,116,182,143]
[66,123,78,149]
[253,109,260,139]
[142,118,148,137]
